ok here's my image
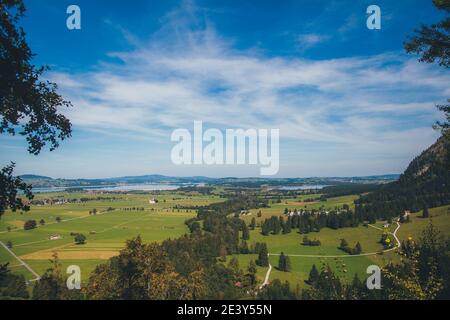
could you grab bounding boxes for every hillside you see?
[356,135,450,220]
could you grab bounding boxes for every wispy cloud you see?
[296,33,330,50]
[44,2,448,176]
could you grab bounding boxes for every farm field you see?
[233,224,393,289]
[0,191,222,282]
[240,194,359,224]
[236,198,450,289]
[0,188,448,290]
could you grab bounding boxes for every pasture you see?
[0,191,220,282]
[0,188,448,290]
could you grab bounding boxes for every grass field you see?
[236,199,450,289]
[240,194,359,225]
[0,189,448,290]
[0,191,222,282]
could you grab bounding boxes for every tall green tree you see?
[404,0,450,67]
[277,252,291,272]
[242,223,250,240]
[405,0,449,136]
[246,260,257,286]
[256,243,269,267]
[422,206,430,218]
[307,264,319,286]
[0,0,72,218]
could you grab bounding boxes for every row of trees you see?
[260,210,360,237]
[338,239,363,255]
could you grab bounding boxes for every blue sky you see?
[1,0,449,178]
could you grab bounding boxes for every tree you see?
[0,263,28,299]
[258,279,298,300]
[246,260,257,287]
[278,252,291,272]
[6,240,12,248]
[32,253,81,300]
[74,234,86,245]
[242,223,250,240]
[39,219,45,226]
[239,240,249,254]
[261,219,270,236]
[422,206,430,218]
[256,243,269,267]
[307,264,319,286]
[85,237,207,300]
[405,0,449,135]
[355,242,362,255]
[23,219,36,230]
[340,238,349,249]
[404,0,450,68]
[0,0,72,219]
[271,216,281,234]
[433,100,450,135]
[250,217,256,230]
[55,217,61,223]
[0,163,32,218]
[227,257,240,275]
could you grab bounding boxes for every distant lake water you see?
[32,184,181,193]
[274,185,329,190]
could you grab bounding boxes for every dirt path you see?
[0,240,40,281]
[259,261,272,289]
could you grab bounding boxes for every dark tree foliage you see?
[0,162,32,217]
[256,243,269,267]
[306,264,319,286]
[23,219,36,230]
[433,99,450,135]
[74,233,86,245]
[277,252,291,272]
[0,0,72,154]
[405,0,449,134]
[404,0,450,67]
[258,279,298,300]
[0,0,72,218]
[0,263,28,299]
[422,206,430,218]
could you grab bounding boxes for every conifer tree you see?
[308,264,319,286]
[422,206,430,218]
[256,243,269,267]
[242,223,250,240]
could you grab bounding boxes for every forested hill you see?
[355,135,450,221]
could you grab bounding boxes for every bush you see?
[74,234,86,245]
[23,220,37,230]
[302,236,321,246]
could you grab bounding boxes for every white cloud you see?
[44,5,449,177]
[296,33,330,49]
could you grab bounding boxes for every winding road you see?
[259,221,401,288]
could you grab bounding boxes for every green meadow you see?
[0,189,448,289]
[0,191,220,282]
